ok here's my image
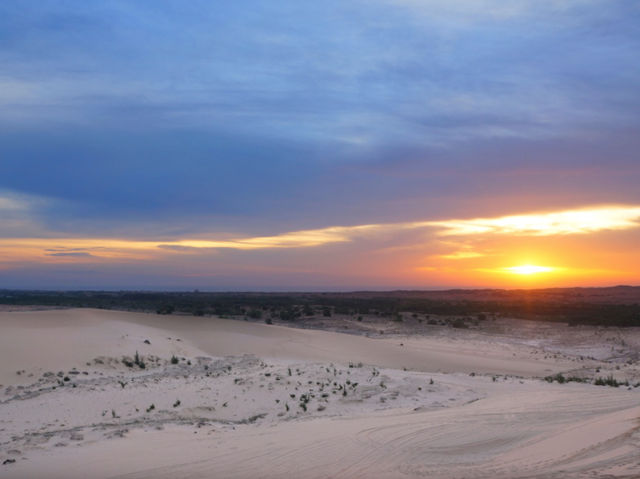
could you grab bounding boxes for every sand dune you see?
[1,309,639,478]
[0,309,574,385]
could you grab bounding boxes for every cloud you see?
[168,224,387,249]
[46,252,94,257]
[385,0,595,21]
[429,205,640,236]
[383,0,537,22]
[0,191,36,212]
[2,205,639,266]
[0,190,58,238]
[1,0,639,239]
[437,251,486,260]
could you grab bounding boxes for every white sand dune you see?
[1,309,639,478]
[0,308,573,386]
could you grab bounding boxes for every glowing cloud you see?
[429,206,640,237]
[1,205,640,267]
[0,224,387,263]
[437,251,485,260]
[169,224,384,250]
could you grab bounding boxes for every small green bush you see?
[594,375,627,387]
[545,373,566,384]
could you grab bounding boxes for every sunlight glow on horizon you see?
[1,203,640,288]
[504,265,554,275]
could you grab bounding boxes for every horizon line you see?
[1,284,638,294]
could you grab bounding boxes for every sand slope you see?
[0,308,573,386]
[1,309,639,478]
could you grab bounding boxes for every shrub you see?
[567,376,587,383]
[594,375,626,387]
[545,373,566,384]
[134,351,145,368]
[156,304,175,315]
[451,318,468,329]
[170,355,179,364]
[545,374,588,385]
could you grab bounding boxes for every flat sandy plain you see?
[1,308,639,478]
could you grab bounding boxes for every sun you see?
[505,265,554,275]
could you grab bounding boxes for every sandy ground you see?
[1,308,639,478]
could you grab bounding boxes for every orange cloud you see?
[2,205,640,277]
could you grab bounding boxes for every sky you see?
[1,0,639,290]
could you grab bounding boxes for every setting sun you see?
[505,265,554,275]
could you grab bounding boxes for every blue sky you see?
[1,0,639,289]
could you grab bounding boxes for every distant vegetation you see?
[1,288,639,327]
[545,373,634,388]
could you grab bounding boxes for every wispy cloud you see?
[164,224,384,250]
[2,205,639,265]
[437,250,486,260]
[0,191,36,212]
[429,205,640,237]
[0,190,56,238]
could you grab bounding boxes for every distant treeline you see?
[1,290,639,327]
